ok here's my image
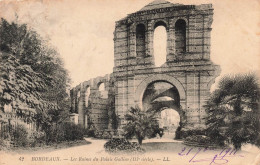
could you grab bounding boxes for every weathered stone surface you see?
[70,0,220,132]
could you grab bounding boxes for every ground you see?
[0,138,259,165]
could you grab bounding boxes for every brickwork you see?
[70,74,115,130]
[70,1,220,133]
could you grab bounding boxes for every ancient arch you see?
[153,20,168,30]
[153,23,167,67]
[70,1,220,133]
[134,74,186,108]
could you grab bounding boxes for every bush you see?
[101,131,113,139]
[63,123,84,141]
[0,124,37,148]
[0,137,10,150]
[184,134,226,148]
[84,129,95,137]
[28,131,45,147]
[180,129,206,139]
[104,138,145,154]
[44,122,85,144]
[185,135,213,144]
[12,125,29,147]
[149,127,164,138]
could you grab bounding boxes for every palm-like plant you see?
[205,73,260,149]
[123,107,158,145]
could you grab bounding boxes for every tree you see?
[205,73,260,149]
[0,18,71,139]
[123,107,158,145]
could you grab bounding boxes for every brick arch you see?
[129,22,147,33]
[134,74,186,109]
[172,17,188,27]
[152,19,169,31]
[97,81,105,91]
[158,107,186,129]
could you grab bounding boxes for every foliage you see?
[12,125,29,147]
[60,122,85,141]
[205,73,260,149]
[0,52,47,119]
[0,124,30,148]
[0,18,72,146]
[0,122,85,149]
[0,17,70,121]
[104,138,145,154]
[178,129,206,139]
[148,125,164,138]
[185,135,214,144]
[84,125,96,137]
[28,131,46,147]
[123,107,158,144]
[44,122,84,144]
[93,130,113,139]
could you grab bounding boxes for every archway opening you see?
[98,82,105,91]
[142,81,180,111]
[153,25,167,67]
[142,81,181,139]
[158,108,180,139]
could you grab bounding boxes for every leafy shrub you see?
[206,128,226,147]
[44,122,84,143]
[84,129,95,137]
[88,129,113,139]
[12,125,28,147]
[62,122,84,141]
[185,135,213,144]
[180,129,206,139]
[149,127,164,138]
[101,131,113,139]
[0,137,10,150]
[28,131,45,147]
[104,138,145,154]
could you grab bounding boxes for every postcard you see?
[0,0,259,165]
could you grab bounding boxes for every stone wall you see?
[112,2,220,130]
[70,74,115,130]
[70,1,220,132]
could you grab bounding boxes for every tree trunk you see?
[138,137,143,145]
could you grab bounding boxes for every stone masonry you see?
[70,0,220,134]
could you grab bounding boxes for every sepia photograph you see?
[0,0,259,164]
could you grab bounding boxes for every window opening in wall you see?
[153,25,167,67]
[98,83,105,91]
[175,19,186,53]
[136,24,146,57]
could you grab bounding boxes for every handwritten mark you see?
[178,147,244,165]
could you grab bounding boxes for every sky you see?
[0,0,259,88]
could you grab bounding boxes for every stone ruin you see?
[70,0,220,136]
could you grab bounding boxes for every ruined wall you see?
[70,74,115,130]
[112,2,220,130]
[70,1,220,132]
